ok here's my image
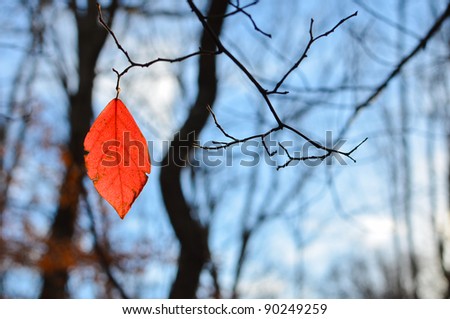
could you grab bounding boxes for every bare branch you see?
[206,105,237,141]
[187,0,364,168]
[187,0,283,126]
[97,3,221,97]
[198,126,280,151]
[262,136,277,156]
[227,0,271,38]
[213,0,259,18]
[271,11,358,94]
[97,3,131,64]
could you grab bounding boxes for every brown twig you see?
[212,0,258,19]
[271,11,358,94]
[206,105,238,141]
[227,0,271,38]
[97,3,221,97]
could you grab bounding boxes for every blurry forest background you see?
[1,0,450,298]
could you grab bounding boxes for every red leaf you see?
[84,98,151,219]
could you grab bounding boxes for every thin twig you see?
[97,3,220,95]
[97,3,131,64]
[271,11,358,93]
[262,136,277,156]
[217,0,258,18]
[276,142,329,170]
[227,0,271,38]
[198,126,281,151]
[206,105,237,141]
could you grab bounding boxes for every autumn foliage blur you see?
[0,0,450,299]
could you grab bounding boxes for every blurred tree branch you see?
[340,2,450,137]
[353,0,421,39]
[81,187,129,299]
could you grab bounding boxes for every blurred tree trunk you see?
[440,12,450,299]
[444,132,450,298]
[39,1,117,298]
[397,0,418,298]
[160,0,228,298]
[0,2,43,297]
